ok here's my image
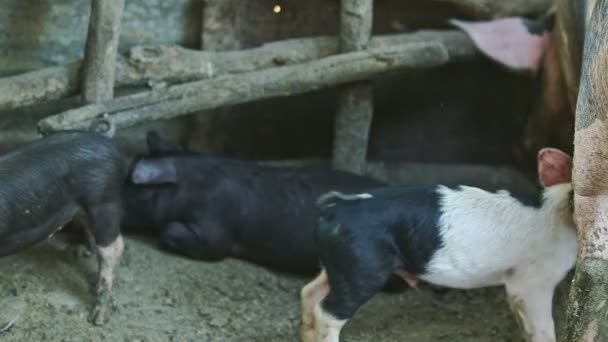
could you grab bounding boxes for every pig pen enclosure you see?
[0,0,578,341]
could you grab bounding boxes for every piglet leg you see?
[312,303,346,342]
[505,274,557,342]
[86,202,125,325]
[90,234,124,325]
[301,270,330,342]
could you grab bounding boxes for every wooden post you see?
[332,0,374,174]
[82,0,125,103]
[192,0,245,149]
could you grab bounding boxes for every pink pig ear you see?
[450,17,552,72]
[538,148,572,187]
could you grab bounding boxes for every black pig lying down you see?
[0,131,127,325]
[122,131,386,275]
[302,148,577,342]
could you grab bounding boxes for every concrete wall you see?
[0,0,201,76]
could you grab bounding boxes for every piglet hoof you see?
[88,287,116,326]
[301,328,316,342]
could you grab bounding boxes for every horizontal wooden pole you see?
[38,41,449,133]
[0,30,476,112]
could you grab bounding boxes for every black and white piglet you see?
[301,148,576,342]
[123,131,385,275]
[0,131,127,325]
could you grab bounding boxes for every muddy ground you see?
[0,233,523,342]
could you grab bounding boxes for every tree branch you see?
[38,41,449,133]
[0,30,476,112]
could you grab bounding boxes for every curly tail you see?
[89,117,116,138]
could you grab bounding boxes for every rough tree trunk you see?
[565,0,608,340]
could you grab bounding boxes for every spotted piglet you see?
[301,148,577,342]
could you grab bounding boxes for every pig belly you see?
[420,265,505,289]
[419,248,510,289]
[0,205,80,257]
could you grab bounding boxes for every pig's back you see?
[317,184,563,288]
[421,185,562,288]
[0,132,125,234]
[205,164,384,273]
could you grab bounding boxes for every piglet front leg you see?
[301,270,331,342]
[90,234,124,325]
[505,271,557,342]
[86,202,126,325]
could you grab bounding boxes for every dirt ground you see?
[0,234,523,342]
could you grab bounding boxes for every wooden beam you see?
[82,0,125,103]
[192,0,246,150]
[332,0,374,174]
[38,41,449,133]
[1,30,475,112]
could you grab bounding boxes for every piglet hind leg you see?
[86,202,125,325]
[505,273,558,342]
[311,267,394,341]
[301,270,330,342]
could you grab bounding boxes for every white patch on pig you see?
[504,270,558,342]
[312,302,346,342]
[97,235,125,289]
[317,191,372,207]
[132,159,177,184]
[417,184,576,342]
[301,270,330,342]
[421,184,577,289]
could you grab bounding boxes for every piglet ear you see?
[146,130,183,155]
[538,148,572,187]
[132,159,177,184]
[449,17,552,72]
